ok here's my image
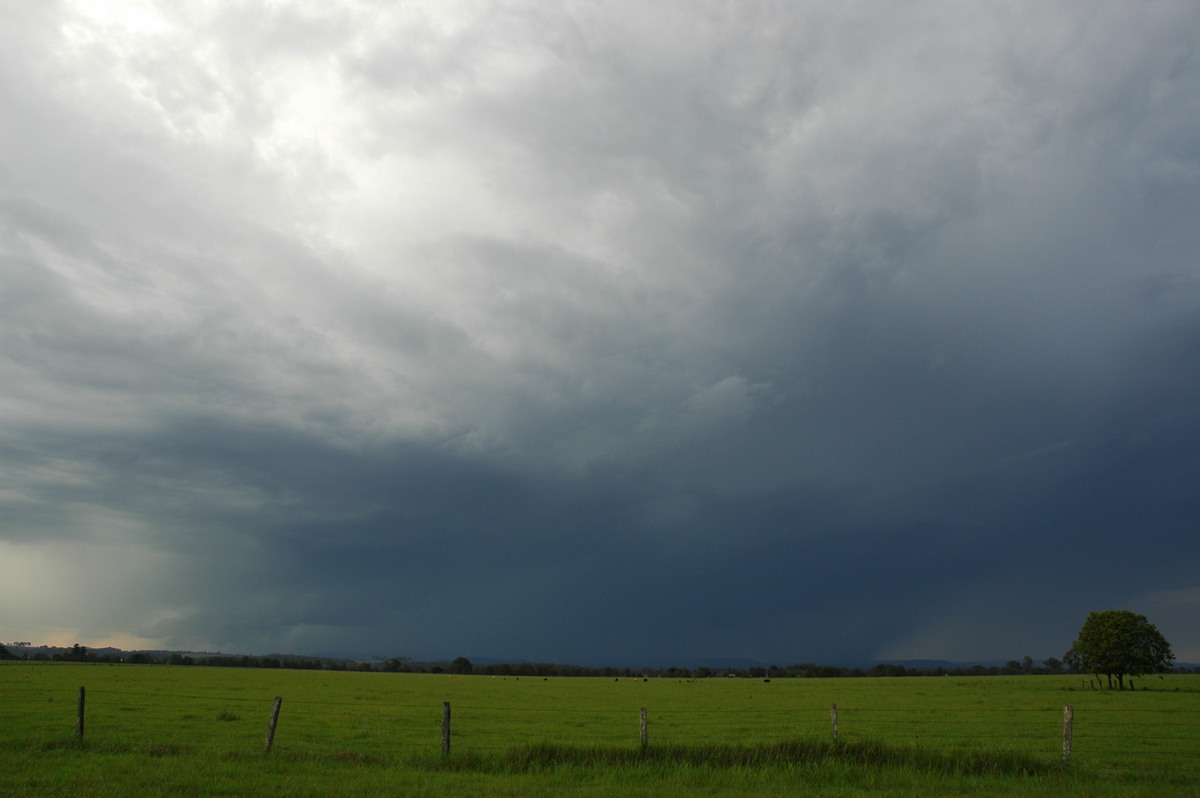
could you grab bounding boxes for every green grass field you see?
[2,662,1197,796]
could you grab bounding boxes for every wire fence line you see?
[2,682,1196,775]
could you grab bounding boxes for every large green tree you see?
[1065,610,1174,690]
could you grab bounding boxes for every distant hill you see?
[876,659,1011,670]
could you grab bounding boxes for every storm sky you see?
[2,1,1199,666]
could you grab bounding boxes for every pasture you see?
[1,662,1197,796]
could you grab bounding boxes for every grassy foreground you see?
[1,663,1197,796]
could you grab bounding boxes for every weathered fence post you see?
[830,703,838,741]
[639,707,648,750]
[1062,705,1073,765]
[76,687,86,740]
[264,696,282,753]
[442,701,452,756]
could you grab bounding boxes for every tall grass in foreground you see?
[500,738,1053,776]
[8,735,1183,798]
[33,735,1051,776]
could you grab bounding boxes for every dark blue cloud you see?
[2,1,1199,663]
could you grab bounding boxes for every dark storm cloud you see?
[2,1,1199,663]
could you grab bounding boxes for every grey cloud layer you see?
[2,1,1199,663]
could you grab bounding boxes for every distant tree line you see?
[6,642,1194,678]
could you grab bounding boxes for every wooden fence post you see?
[442,702,452,756]
[639,707,648,750]
[76,687,85,740]
[264,696,282,753]
[830,704,838,741]
[1062,705,1073,765]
